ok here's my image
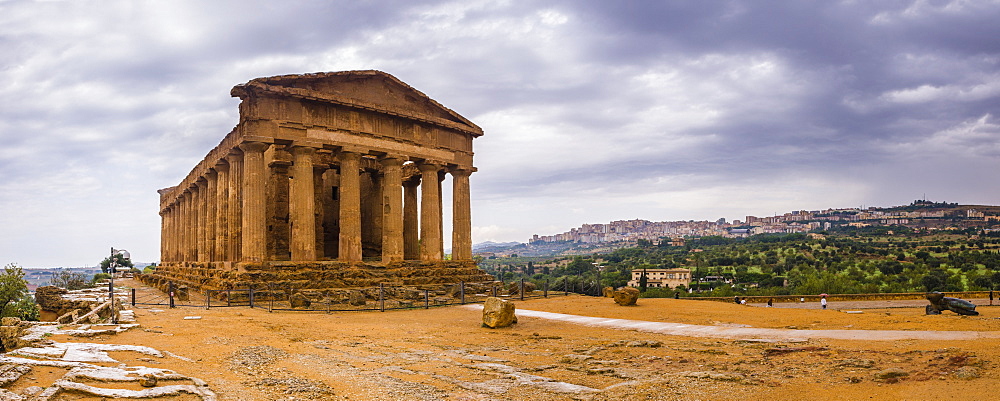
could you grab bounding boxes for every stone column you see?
[313,152,332,260]
[205,169,218,262]
[171,203,180,262]
[380,157,404,262]
[418,162,443,261]
[438,171,445,258]
[187,186,198,261]
[159,210,167,263]
[226,150,243,262]
[196,178,209,262]
[289,145,317,261]
[338,151,363,261]
[214,161,230,261]
[165,207,173,263]
[177,196,186,262]
[240,141,270,262]
[451,168,473,260]
[402,177,420,260]
[267,158,291,261]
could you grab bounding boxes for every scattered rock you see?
[764,346,828,356]
[175,286,190,301]
[954,366,980,380]
[875,367,908,381]
[560,354,594,363]
[681,371,744,382]
[507,281,536,295]
[481,297,517,329]
[626,340,662,348]
[613,288,640,306]
[837,358,875,369]
[289,293,311,309]
[227,345,288,374]
[348,291,366,306]
[0,364,31,386]
[255,376,334,398]
[139,373,157,387]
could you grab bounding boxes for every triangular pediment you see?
[237,70,481,136]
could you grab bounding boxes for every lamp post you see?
[109,247,130,324]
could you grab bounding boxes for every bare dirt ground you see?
[54,280,1000,400]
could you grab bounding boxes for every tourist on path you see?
[821,295,828,310]
[767,298,773,307]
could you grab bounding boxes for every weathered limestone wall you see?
[140,260,493,296]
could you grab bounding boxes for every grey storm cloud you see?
[1,0,999,266]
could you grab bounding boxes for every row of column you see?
[160,141,474,263]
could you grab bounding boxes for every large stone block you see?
[482,297,517,329]
[614,287,640,306]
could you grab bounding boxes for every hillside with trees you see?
[477,228,1000,298]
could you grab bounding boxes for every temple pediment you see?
[232,70,482,136]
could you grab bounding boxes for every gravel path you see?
[466,304,1000,341]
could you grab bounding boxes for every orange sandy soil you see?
[52,283,1000,401]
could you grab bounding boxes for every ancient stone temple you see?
[148,71,492,295]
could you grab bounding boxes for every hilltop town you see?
[516,200,1000,253]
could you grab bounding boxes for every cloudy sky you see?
[2,0,1000,267]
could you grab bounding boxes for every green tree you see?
[564,256,592,276]
[0,263,38,320]
[638,268,648,293]
[49,270,90,290]
[100,253,133,274]
[921,270,950,292]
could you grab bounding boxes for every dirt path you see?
[470,305,1000,341]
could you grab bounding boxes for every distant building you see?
[627,268,692,289]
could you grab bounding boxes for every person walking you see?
[990,290,994,306]
[734,296,740,304]
[821,295,828,310]
[767,298,773,307]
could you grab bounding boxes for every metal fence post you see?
[424,289,429,309]
[206,290,211,309]
[268,284,273,313]
[564,280,569,296]
[227,289,232,307]
[520,279,525,301]
[249,288,255,309]
[131,288,136,306]
[544,279,549,298]
[168,282,175,309]
[380,283,385,312]
[460,281,465,305]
